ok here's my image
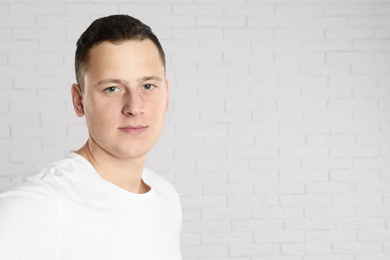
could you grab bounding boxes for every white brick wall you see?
[1,0,390,259]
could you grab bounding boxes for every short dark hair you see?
[75,14,166,90]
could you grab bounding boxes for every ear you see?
[165,80,169,112]
[71,83,84,117]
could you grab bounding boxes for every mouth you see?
[118,125,148,135]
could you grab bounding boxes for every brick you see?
[37,16,89,28]
[301,64,350,75]
[332,122,379,134]
[203,183,253,195]
[181,234,200,246]
[305,206,355,218]
[229,195,279,207]
[200,40,250,51]
[225,28,273,40]
[224,52,273,63]
[204,135,254,146]
[173,4,223,15]
[202,232,252,245]
[250,158,301,170]
[180,196,226,209]
[354,158,390,169]
[229,244,279,256]
[174,184,202,196]
[0,16,35,27]
[256,134,304,145]
[12,125,66,138]
[11,102,66,114]
[255,231,305,243]
[306,134,355,145]
[171,51,221,63]
[281,194,332,206]
[229,122,278,134]
[254,182,305,194]
[279,76,327,87]
[0,65,35,77]
[329,100,378,110]
[280,170,329,181]
[120,4,171,15]
[306,182,354,194]
[249,16,297,28]
[13,28,66,40]
[284,218,335,230]
[175,172,226,184]
[337,218,386,230]
[226,99,276,111]
[144,16,196,28]
[253,207,303,219]
[224,4,273,15]
[333,242,382,254]
[252,40,301,52]
[14,77,69,89]
[279,145,328,158]
[10,4,64,15]
[330,145,379,157]
[173,28,223,40]
[281,243,332,255]
[200,111,251,123]
[358,230,390,241]
[275,52,325,64]
[299,17,348,28]
[275,28,324,40]
[330,169,381,181]
[326,4,374,15]
[354,87,390,98]
[228,171,278,183]
[306,230,357,242]
[197,159,248,171]
[197,16,245,27]
[9,53,63,65]
[356,180,390,192]
[198,64,249,76]
[356,206,390,217]
[201,208,252,220]
[301,87,352,99]
[250,64,300,76]
[228,147,277,159]
[280,122,330,134]
[65,4,118,15]
[303,158,352,169]
[10,150,64,163]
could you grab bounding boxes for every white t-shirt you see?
[0,153,182,260]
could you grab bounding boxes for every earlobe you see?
[165,80,169,112]
[71,83,84,117]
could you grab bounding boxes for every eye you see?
[143,84,155,91]
[105,86,119,93]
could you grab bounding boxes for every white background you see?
[1,0,390,259]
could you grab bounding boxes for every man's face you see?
[77,39,169,160]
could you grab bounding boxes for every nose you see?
[122,90,144,117]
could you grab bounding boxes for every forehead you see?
[84,39,165,81]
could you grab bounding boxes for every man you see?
[0,15,182,260]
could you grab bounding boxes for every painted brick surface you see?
[1,0,390,259]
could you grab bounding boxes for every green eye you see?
[143,84,155,91]
[105,86,118,92]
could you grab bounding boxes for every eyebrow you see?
[96,76,163,86]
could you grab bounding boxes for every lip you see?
[118,125,148,135]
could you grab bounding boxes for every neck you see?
[76,139,150,194]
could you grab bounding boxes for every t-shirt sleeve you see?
[0,181,61,260]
